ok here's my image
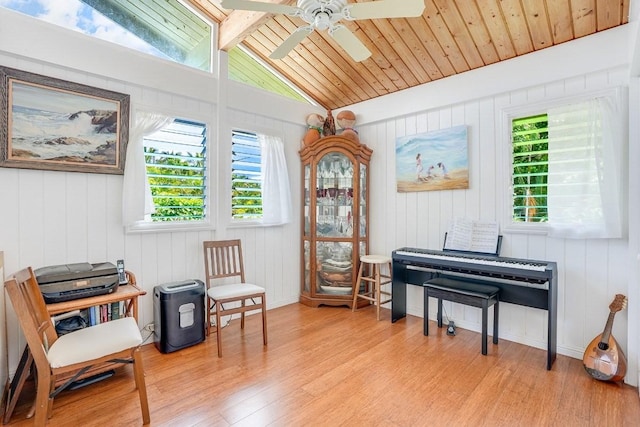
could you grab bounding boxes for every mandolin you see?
[582,294,627,382]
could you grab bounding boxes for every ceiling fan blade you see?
[344,0,426,20]
[329,25,371,62]
[270,26,314,59]
[220,0,299,15]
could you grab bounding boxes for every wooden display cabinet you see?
[300,136,372,308]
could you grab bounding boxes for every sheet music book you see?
[443,218,500,255]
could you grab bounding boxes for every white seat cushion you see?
[47,317,143,368]
[207,283,265,300]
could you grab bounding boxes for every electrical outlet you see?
[144,323,154,332]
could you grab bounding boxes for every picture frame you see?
[395,125,469,192]
[0,66,130,174]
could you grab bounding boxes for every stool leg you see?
[423,288,429,336]
[493,300,499,344]
[437,299,443,328]
[352,261,365,311]
[481,300,488,355]
[375,265,381,321]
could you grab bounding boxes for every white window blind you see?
[512,114,548,223]
[510,92,624,238]
[144,119,207,222]
[232,130,262,219]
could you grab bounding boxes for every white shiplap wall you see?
[0,8,306,379]
[0,8,638,387]
[352,27,633,379]
[0,251,5,390]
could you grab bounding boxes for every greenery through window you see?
[512,114,548,223]
[144,119,207,222]
[232,130,262,219]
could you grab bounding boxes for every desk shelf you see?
[2,271,146,424]
[47,281,146,320]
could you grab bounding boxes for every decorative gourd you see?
[337,110,359,142]
[303,113,324,146]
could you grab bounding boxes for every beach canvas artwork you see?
[1,66,129,174]
[395,125,469,192]
[9,82,119,162]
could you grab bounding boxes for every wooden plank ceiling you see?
[187,0,630,110]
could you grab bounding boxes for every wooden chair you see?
[203,240,267,357]
[4,267,150,425]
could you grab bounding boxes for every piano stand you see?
[424,278,500,355]
[392,247,557,370]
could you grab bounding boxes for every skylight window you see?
[1,0,212,72]
[2,1,312,103]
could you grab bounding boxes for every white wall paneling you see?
[0,7,305,379]
[0,251,6,390]
[0,7,638,387]
[355,63,634,382]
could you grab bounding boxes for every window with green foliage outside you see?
[144,119,207,222]
[232,130,262,219]
[512,114,548,223]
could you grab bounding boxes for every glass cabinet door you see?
[304,164,311,236]
[299,136,372,308]
[315,152,354,296]
[304,164,311,294]
[316,152,354,238]
[316,241,353,295]
[360,163,367,237]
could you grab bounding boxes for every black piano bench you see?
[423,277,500,355]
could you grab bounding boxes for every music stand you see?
[442,232,502,256]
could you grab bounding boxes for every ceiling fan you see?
[220,0,426,62]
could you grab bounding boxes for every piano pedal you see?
[446,321,456,336]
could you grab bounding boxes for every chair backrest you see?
[203,240,245,285]
[4,267,59,373]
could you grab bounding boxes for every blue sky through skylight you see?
[0,0,168,58]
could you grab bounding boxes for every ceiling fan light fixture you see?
[313,12,331,30]
[298,0,347,15]
[223,0,425,61]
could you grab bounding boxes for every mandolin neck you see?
[599,311,616,348]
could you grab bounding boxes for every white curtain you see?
[547,95,623,238]
[122,112,174,226]
[259,134,292,225]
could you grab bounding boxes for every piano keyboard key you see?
[395,250,548,272]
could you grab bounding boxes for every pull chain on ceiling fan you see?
[220,0,426,62]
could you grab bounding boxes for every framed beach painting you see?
[395,125,469,192]
[0,66,130,174]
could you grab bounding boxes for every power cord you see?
[208,301,232,331]
[140,322,155,344]
[442,304,456,336]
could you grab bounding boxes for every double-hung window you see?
[507,90,624,238]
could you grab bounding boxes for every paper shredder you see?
[153,279,205,353]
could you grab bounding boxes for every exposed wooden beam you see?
[218,0,293,51]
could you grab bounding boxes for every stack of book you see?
[84,301,125,326]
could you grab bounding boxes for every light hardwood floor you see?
[5,303,640,426]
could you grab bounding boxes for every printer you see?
[34,262,119,303]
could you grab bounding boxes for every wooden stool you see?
[352,255,392,320]
[424,277,500,355]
